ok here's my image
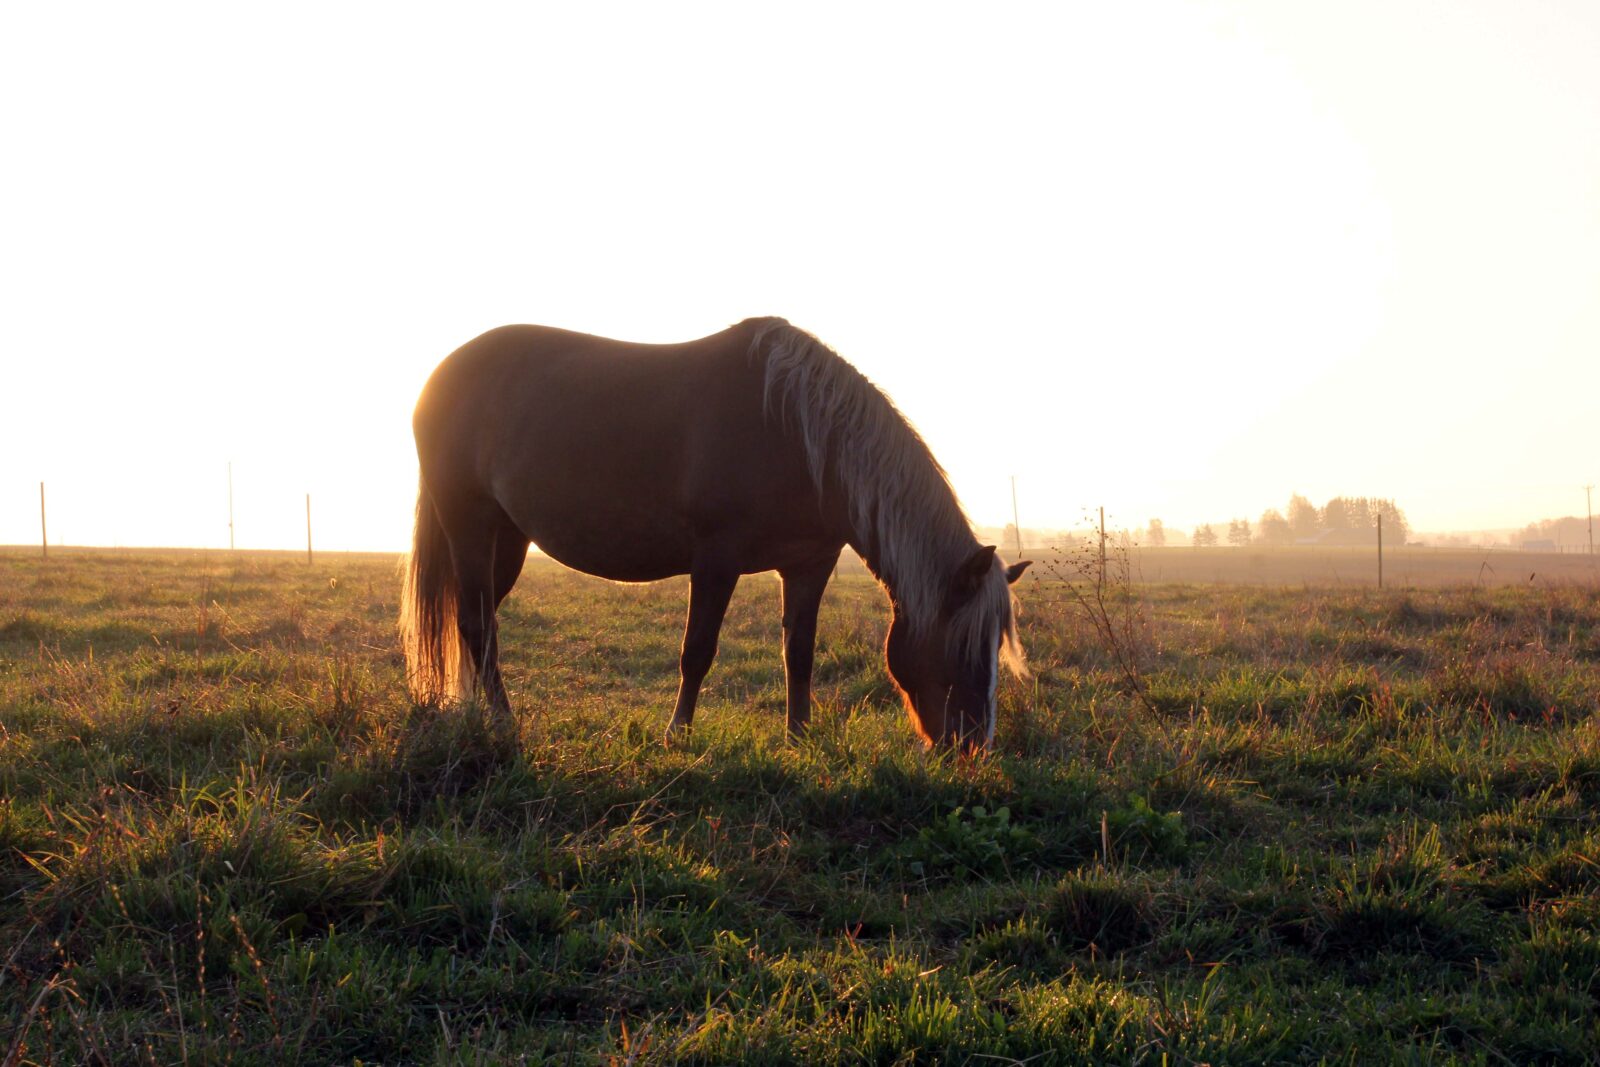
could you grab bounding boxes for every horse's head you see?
[886,545,1030,753]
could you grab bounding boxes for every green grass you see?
[3,549,1600,1064]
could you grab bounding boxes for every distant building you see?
[1296,528,1379,547]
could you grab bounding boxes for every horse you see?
[400,317,1030,751]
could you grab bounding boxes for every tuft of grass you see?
[1044,869,1157,956]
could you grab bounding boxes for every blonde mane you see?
[749,318,1024,677]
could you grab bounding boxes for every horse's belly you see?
[514,503,695,583]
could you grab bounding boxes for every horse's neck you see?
[850,518,968,619]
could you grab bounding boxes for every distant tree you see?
[1194,524,1218,548]
[1227,518,1251,546]
[1287,494,1320,541]
[1146,518,1166,547]
[1371,498,1409,544]
[1258,508,1292,546]
[1311,496,1410,544]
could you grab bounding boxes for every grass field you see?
[3,548,1600,1064]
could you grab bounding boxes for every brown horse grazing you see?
[401,317,1030,751]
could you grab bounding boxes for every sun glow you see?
[3,2,1597,551]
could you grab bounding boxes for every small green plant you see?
[1106,794,1188,863]
[903,805,1038,879]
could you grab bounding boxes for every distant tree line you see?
[1141,494,1409,548]
[1264,494,1409,545]
[989,501,1582,554]
[1518,516,1592,549]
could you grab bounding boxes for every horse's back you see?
[414,320,840,580]
[415,322,761,480]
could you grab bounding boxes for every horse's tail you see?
[400,476,471,704]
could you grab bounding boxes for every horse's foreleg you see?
[779,553,838,741]
[666,566,739,743]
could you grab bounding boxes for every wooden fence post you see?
[1010,476,1023,559]
[1098,506,1107,592]
[1377,513,1384,589]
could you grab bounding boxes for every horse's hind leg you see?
[443,500,529,718]
[665,563,739,743]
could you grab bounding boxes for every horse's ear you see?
[1005,560,1032,584]
[952,545,998,601]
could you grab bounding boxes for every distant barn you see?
[1295,528,1382,547]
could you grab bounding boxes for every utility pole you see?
[228,462,235,551]
[306,493,313,566]
[1010,476,1023,559]
[39,482,47,559]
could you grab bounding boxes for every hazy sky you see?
[3,2,1597,551]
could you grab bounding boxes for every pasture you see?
[1015,545,1600,589]
[3,548,1600,1064]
